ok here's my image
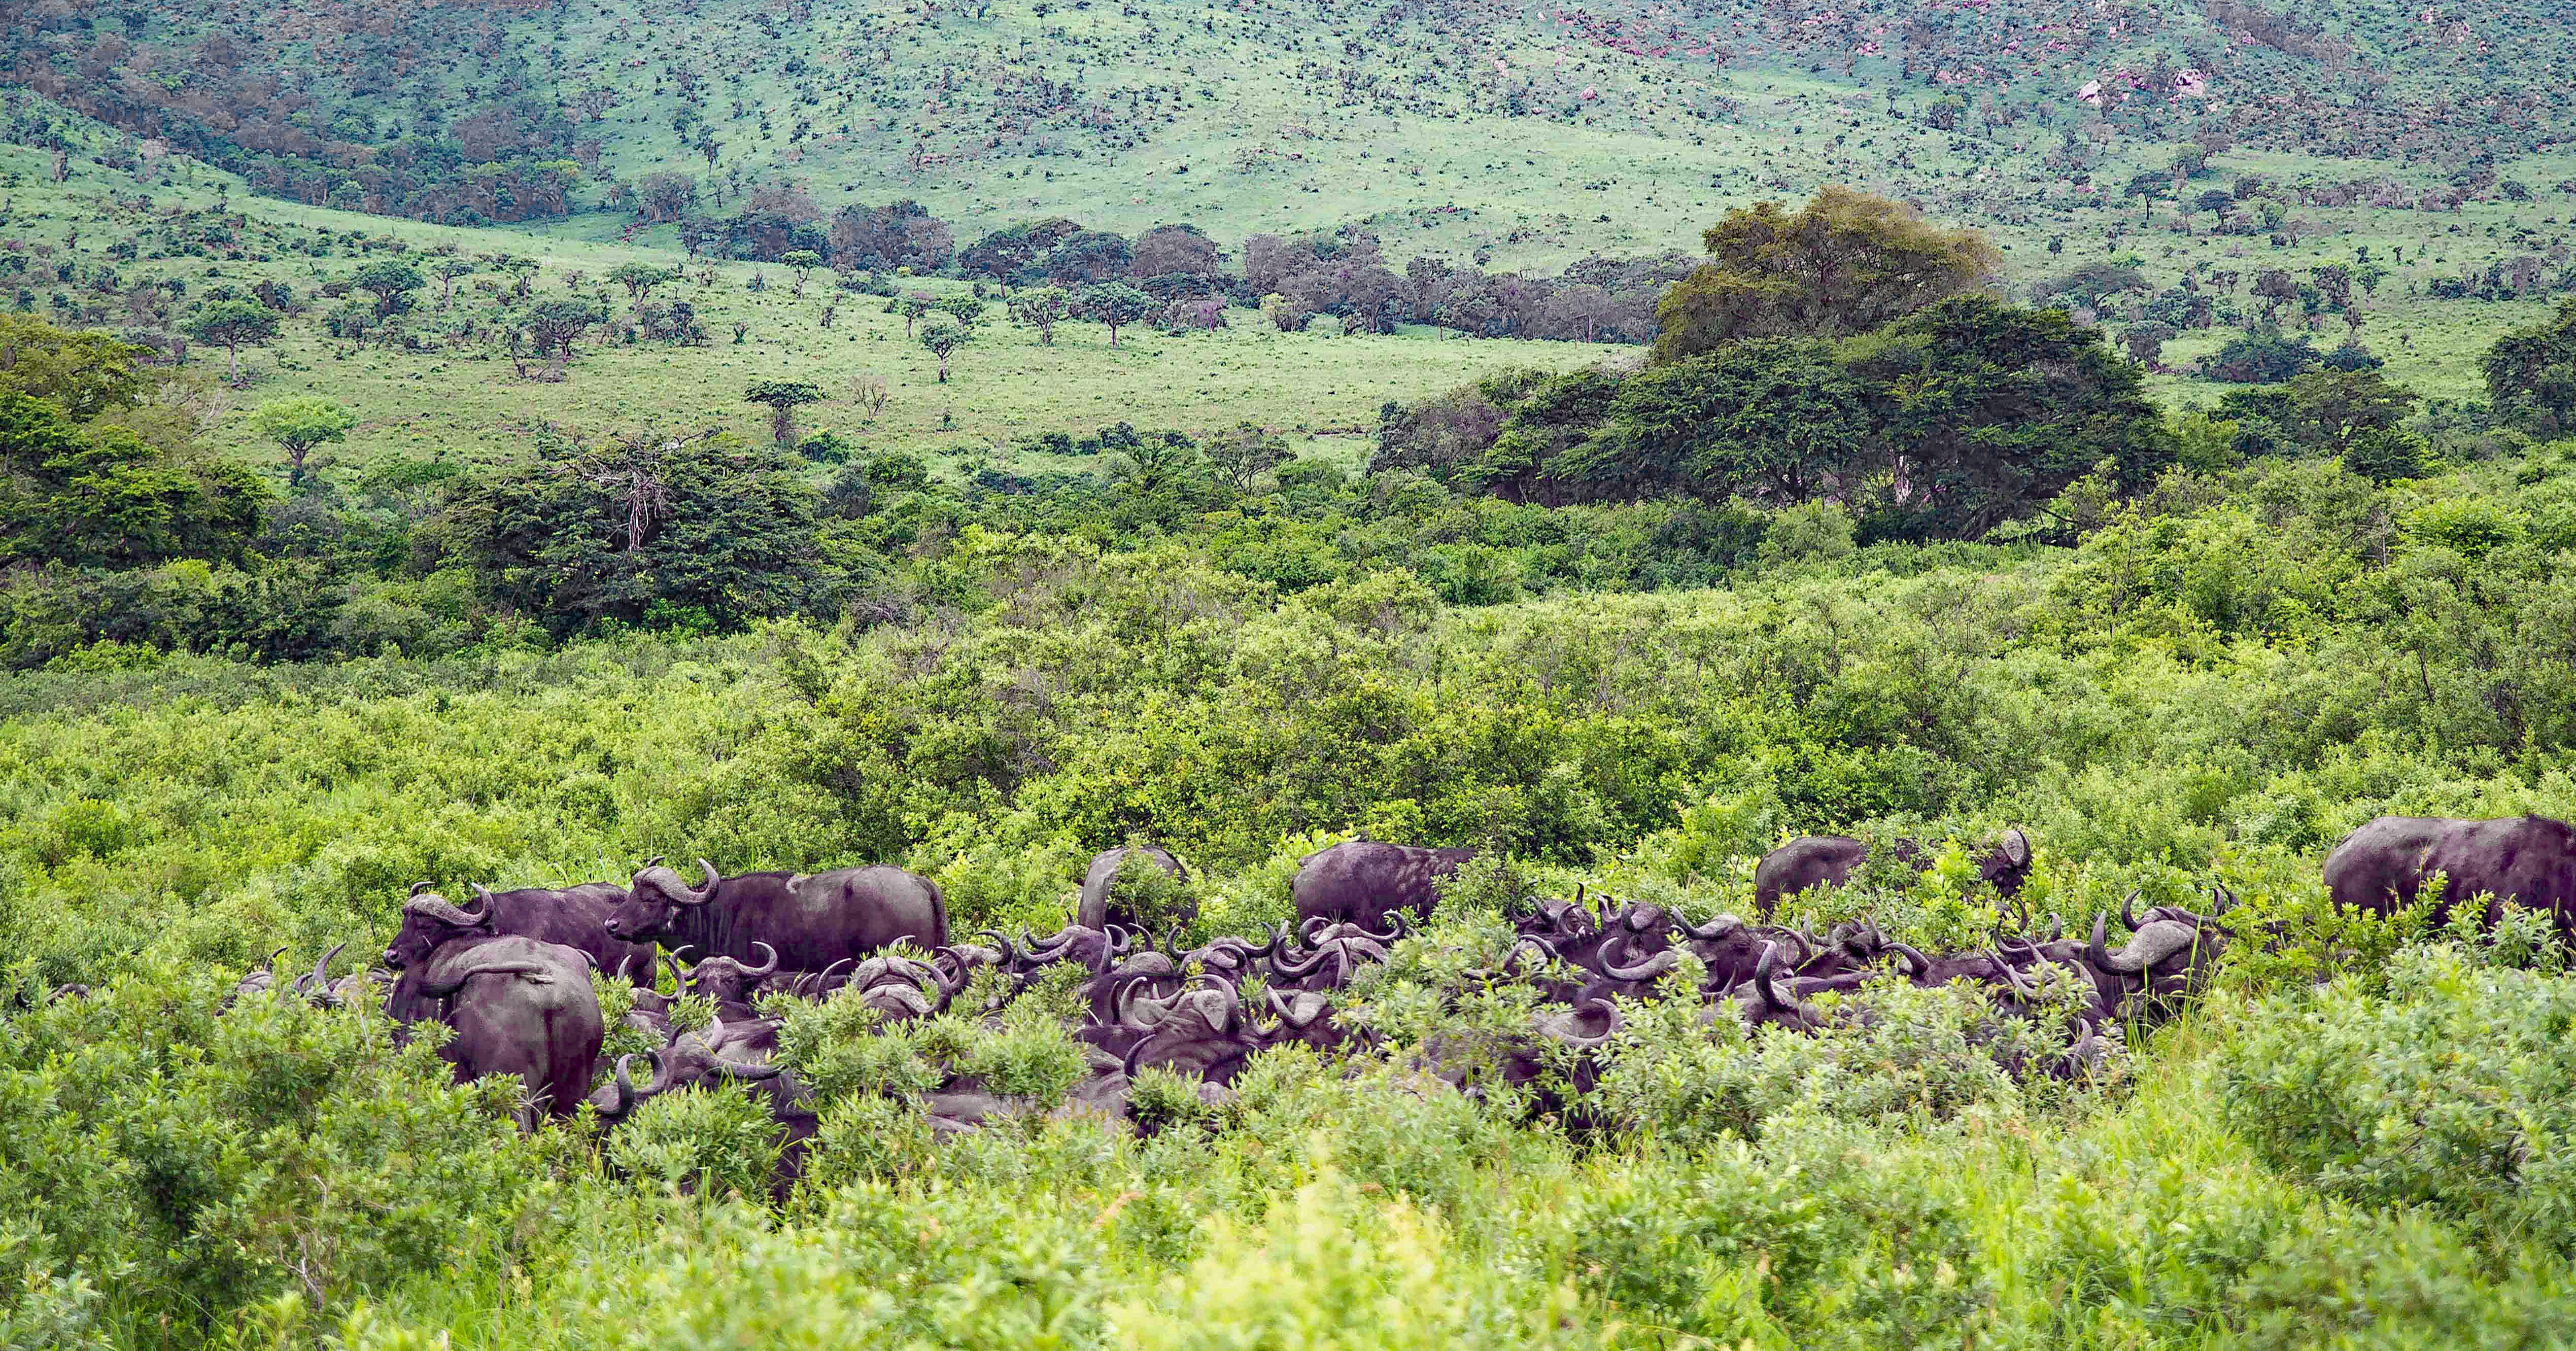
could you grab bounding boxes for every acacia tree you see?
[432,258,476,311]
[1078,281,1157,349]
[744,379,823,443]
[182,300,279,387]
[355,261,425,318]
[1203,422,1291,494]
[781,250,824,298]
[918,315,971,382]
[248,396,358,485]
[609,262,675,303]
[1008,286,1072,344]
[1652,186,1999,363]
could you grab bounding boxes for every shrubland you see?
[2,109,2576,1346]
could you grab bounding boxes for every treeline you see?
[661,190,1688,343]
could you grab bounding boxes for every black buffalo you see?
[604,859,948,971]
[2320,816,2456,916]
[384,891,603,1127]
[1291,841,1477,930]
[1753,829,2032,918]
[468,881,655,981]
[2421,815,2576,932]
[1077,844,1192,931]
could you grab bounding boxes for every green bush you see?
[2220,946,2576,1252]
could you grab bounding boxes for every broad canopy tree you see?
[1653,186,2000,364]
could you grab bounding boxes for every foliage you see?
[1653,187,2001,363]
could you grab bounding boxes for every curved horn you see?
[1888,942,1931,979]
[310,940,349,992]
[602,1051,658,1120]
[1750,942,1786,1009]
[1680,912,1742,941]
[2046,914,2064,943]
[673,859,720,906]
[713,1057,785,1081]
[258,944,288,975]
[1268,942,1330,980]
[1363,909,1413,944]
[2121,888,2141,932]
[810,956,853,998]
[738,941,779,981]
[1601,945,1688,983]
[973,929,1019,964]
[1502,934,1560,976]
[2209,883,2238,916]
[2090,912,2117,975]
[1991,950,2040,1003]
[403,894,487,929]
[409,881,434,896]
[1560,998,1625,1050]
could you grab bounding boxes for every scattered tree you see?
[919,315,972,382]
[248,396,358,486]
[1008,287,1073,344]
[182,300,280,387]
[744,380,825,445]
[1079,282,1158,349]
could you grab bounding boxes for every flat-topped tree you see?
[182,299,279,388]
[248,396,358,486]
[745,379,823,443]
[355,260,425,318]
[609,262,675,303]
[781,250,823,298]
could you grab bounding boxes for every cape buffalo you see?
[1077,844,1192,931]
[604,859,948,971]
[384,892,603,1128]
[1291,841,1477,930]
[2420,815,2576,933]
[1753,828,2031,918]
[383,879,649,982]
[2321,815,2472,916]
[2322,815,2576,931]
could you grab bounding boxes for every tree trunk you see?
[226,343,241,386]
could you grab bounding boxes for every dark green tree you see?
[354,261,426,318]
[2482,296,2576,437]
[1839,296,2175,539]
[439,431,829,637]
[1600,338,1872,502]
[1078,282,1158,349]
[0,393,266,567]
[744,380,825,443]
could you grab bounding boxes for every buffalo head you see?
[603,857,719,942]
[384,883,492,971]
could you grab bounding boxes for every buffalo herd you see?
[218,811,2572,1173]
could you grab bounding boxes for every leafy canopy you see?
[1653,186,2000,363]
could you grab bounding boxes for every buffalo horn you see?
[1680,912,1743,941]
[402,893,488,929]
[310,940,349,991]
[739,941,779,980]
[2088,912,2116,975]
[1601,945,1687,983]
[409,881,434,897]
[1991,950,2040,1003]
[713,1056,784,1082]
[2210,883,2238,916]
[674,860,720,906]
[1554,998,1625,1050]
[603,1051,658,1119]
[2120,888,2142,932]
[1888,942,1931,979]
[1267,942,1330,980]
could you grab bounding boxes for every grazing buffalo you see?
[1753,828,2032,918]
[604,859,948,971]
[384,879,648,982]
[2322,815,2576,931]
[1077,844,1192,931]
[2419,815,2576,933]
[384,891,603,1127]
[1291,841,1477,930]
[2321,816,2455,915]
